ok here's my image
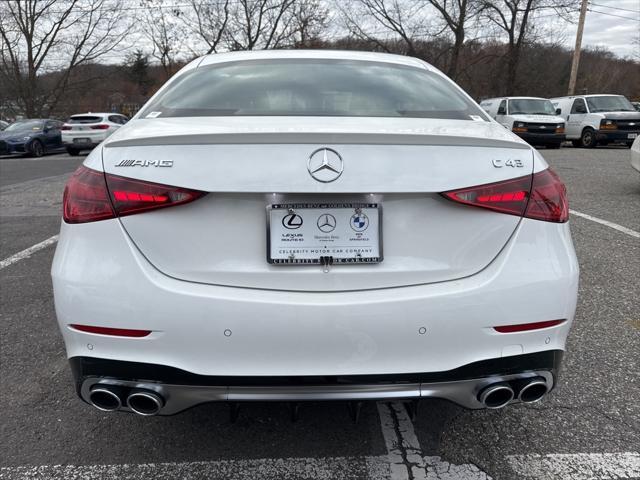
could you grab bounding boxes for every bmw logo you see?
[350,213,369,232]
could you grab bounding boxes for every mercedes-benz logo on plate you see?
[317,214,337,233]
[308,148,343,183]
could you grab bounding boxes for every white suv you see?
[551,95,640,148]
[61,113,128,155]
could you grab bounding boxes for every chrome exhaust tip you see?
[478,383,514,409]
[88,386,123,412]
[517,378,548,403]
[127,390,164,416]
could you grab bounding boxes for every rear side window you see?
[141,59,488,121]
[108,115,125,124]
[69,116,103,124]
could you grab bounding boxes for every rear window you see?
[68,116,103,124]
[140,59,487,121]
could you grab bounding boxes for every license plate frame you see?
[267,203,383,265]
[73,138,91,144]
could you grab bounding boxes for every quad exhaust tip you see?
[517,378,548,403]
[478,383,514,409]
[127,390,164,416]
[88,386,123,412]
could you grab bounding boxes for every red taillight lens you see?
[90,124,110,130]
[442,175,532,217]
[63,165,206,223]
[70,324,151,337]
[61,125,72,130]
[441,169,568,223]
[525,169,569,223]
[63,166,115,223]
[494,319,565,333]
[106,174,205,218]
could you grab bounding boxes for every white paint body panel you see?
[52,216,578,376]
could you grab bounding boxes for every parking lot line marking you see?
[376,403,491,479]
[506,452,640,480]
[570,209,640,238]
[0,235,58,270]
[0,457,390,480]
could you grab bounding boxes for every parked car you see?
[0,120,9,131]
[0,119,64,157]
[479,97,566,148]
[631,136,640,173]
[61,113,128,155]
[53,50,578,416]
[551,94,640,148]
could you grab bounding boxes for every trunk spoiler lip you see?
[104,132,530,150]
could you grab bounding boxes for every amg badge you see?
[115,159,173,167]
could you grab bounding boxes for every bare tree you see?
[140,0,183,79]
[291,0,329,47]
[180,0,231,54]
[0,0,132,117]
[339,0,429,56]
[428,0,482,79]
[224,0,298,51]
[481,0,577,94]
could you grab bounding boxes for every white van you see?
[479,97,566,148]
[551,94,640,148]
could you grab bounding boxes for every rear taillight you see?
[70,324,151,337]
[63,165,205,223]
[90,124,110,130]
[61,125,72,130]
[442,169,568,223]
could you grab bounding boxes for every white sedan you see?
[52,50,578,416]
[61,113,128,155]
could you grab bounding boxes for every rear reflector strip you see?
[70,324,152,337]
[494,319,565,333]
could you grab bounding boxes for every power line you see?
[588,2,640,14]
[587,8,640,21]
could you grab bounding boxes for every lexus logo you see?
[317,214,337,233]
[282,213,303,229]
[308,148,343,183]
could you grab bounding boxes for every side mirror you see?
[555,108,561,115]
[497,107,506,115]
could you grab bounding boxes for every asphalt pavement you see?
[0,147,638,480]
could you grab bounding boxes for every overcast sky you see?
[554,0,640,59]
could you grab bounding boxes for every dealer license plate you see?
[268,203,382,265]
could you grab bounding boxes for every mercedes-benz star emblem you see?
[317,214,337,233]
[307,148,343,183]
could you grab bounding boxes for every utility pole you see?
[568,0,589,95]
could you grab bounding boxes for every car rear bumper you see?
[62,132,108,146]
[516,132,565,145]
[52,214,579,381]
[71,351,562,413]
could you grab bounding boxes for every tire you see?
[571,140,581,148]
[546,144,561,149]
[626,142,634,148]
[29,139,44,157]
[66,147,80,156]
[580,128,596,148]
